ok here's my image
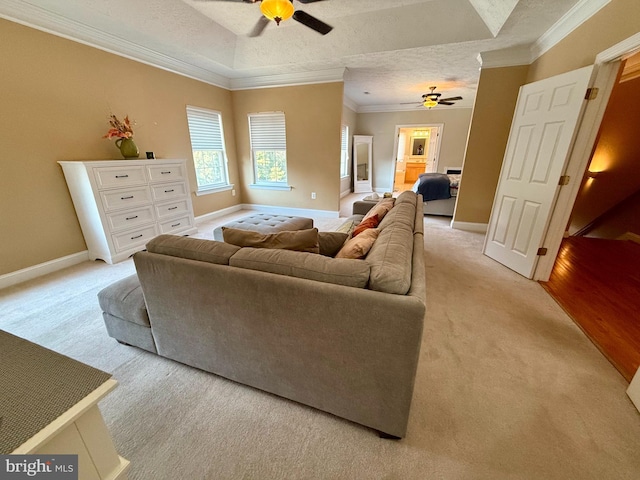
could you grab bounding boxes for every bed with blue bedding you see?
[411,168,461,216]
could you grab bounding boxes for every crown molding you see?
[343,95,358,112]
[477,46,533,69]
[229,68,345,90]
[0,0,233,88]
[530,0,611,61]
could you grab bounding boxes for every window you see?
[340,124,349,177]
[186,106,230,194]
[249,112,289,188]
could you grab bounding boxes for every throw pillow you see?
[352,214,380,237]
[318,231,349,257]
[335,228,380,259]
[221,227,320,254]
[363,197,395,222]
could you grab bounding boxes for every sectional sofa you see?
[98,191,427,438]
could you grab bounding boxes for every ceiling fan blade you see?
[292,10,333,35]
[438,96,462,102]
[438,101,455,105]
[297,0,327,3]
[249,16,270,37]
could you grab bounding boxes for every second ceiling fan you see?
[403,87,463,109]
[217,0,332,37]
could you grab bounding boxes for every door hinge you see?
[585,87,599,100]
[558,175,570,186]
[537,247,548,256]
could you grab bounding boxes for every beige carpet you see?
[1,213,639,479]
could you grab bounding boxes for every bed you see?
[411,167,461,216]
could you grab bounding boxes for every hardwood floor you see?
[540,237,640,382]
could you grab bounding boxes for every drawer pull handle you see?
[115,175,129,178]
[125,215,138,220]
[121,195,134,200]
[161,171,171,174]
[168,206,178,211]
[171,223,181,228]
[164,189,174,193]
[131,234,143,240]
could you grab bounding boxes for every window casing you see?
[249,113,288,187]
[186,106,230,194]
[340,124,349,178]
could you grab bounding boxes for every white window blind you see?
[249,113,288,185]
[340,125,349,177]
[186,106,229,192]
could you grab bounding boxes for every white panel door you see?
[484,66,594,278]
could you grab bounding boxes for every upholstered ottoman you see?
[213,213,313,241]
[98,274,157,353]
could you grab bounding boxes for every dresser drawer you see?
[147,163,185,183]
[100,186,152,212]
[93,165,147,189]
[111,225,158,253]
[155,199,190,220]
[106,205,155,232]
[159,215,194,234]
[151,182,188,202]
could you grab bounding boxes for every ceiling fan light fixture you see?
[423,98,438,109]
[260,0,295,25]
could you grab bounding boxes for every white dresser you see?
[59,159,197,264]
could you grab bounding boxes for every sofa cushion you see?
[318,231,349,257]
[352,214,379,237]
[335,228,380,259]
[146,235,240,265]
[395,190,418,205]
[222,227,320,254]
[229,248,370,288]
[97,274,150,327]
[365,220,414,295]
[378,201,416,231]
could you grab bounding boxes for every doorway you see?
[392,124,443,192]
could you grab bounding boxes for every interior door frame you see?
[533,32,640,281]
[391,123,443,190]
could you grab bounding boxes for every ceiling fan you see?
[216,0,332,37]
[403,87,463,109]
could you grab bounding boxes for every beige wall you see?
[0,19,239,275]
[527,0,640,83]
[355,109,473,192]
[231,83,344,212]
[454,65,529,224]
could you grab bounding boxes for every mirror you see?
[353,135,373,193]
[356,143,369,181]
[411,137,427,157]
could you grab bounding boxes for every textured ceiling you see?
[0,0,600,111]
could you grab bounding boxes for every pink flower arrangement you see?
[103,114,135,140]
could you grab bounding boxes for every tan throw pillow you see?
[363,197,395,222]
[335,228,380,259]
[221,227,320,254]
[318,231,349,257]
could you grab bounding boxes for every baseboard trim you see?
[618,232,640,244]
[627,367,640,413]
[340,189,352,198]
[451,221,488,233]
[241,203,339,218]
[194,204,243,224]
[0,251,89,290]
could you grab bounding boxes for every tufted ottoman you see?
[213,213,314,241]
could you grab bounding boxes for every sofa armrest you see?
[352,200,378,215]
